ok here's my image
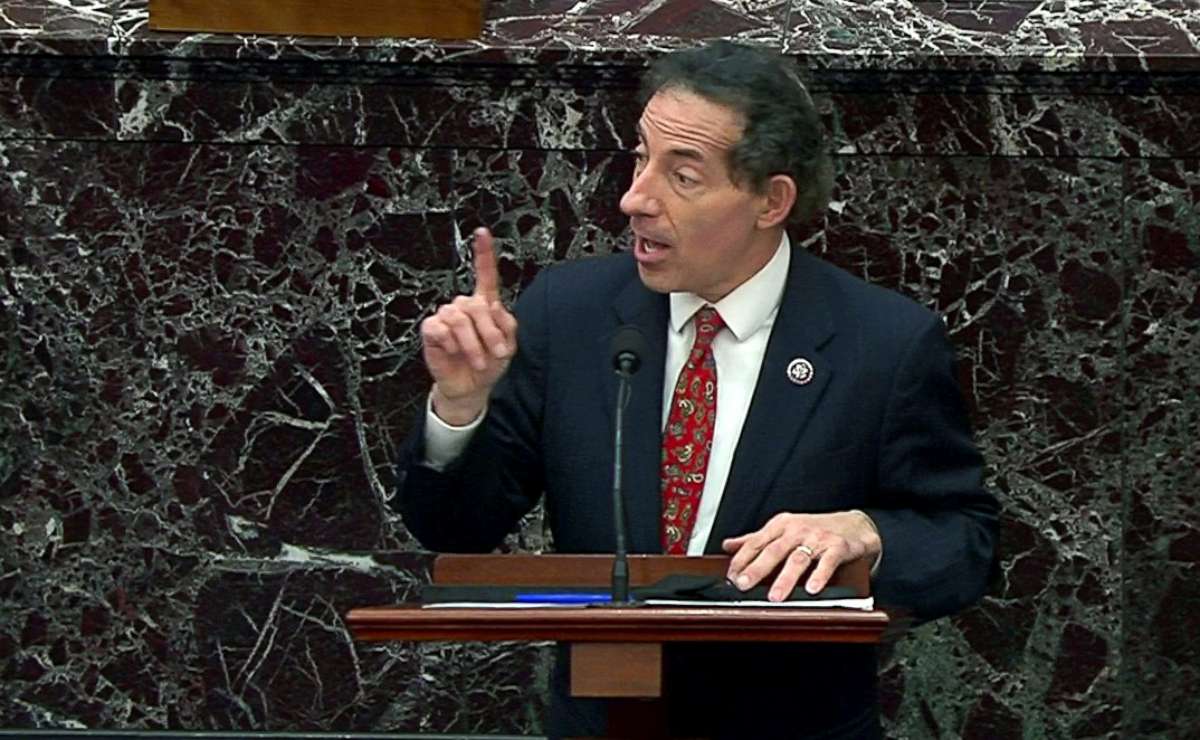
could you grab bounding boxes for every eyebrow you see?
[634,123,708,163]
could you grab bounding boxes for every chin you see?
[636,265,675,294]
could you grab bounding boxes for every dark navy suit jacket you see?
[399,247,997,738]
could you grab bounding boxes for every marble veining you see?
[3,1,1198,67]
[2,0,1199,737]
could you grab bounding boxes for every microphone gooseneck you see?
[608,326,647,604]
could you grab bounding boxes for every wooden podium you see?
[346,554,889,738]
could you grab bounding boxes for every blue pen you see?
[514,592,612,604]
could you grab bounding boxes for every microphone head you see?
[610,325,648,376]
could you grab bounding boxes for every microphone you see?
[611,325,647,376]
[608,326,647,604]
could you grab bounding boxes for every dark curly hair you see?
[640,41,834,224]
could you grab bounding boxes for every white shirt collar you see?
[669,232,791,341]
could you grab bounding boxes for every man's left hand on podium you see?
[722,511,882,602]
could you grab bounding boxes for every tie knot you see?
[693,306,724,344]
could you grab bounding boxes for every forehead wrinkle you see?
[639,99,741,160]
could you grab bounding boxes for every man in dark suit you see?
[399,41,997,739]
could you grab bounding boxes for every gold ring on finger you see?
[795,544,816,558]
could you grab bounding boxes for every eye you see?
[674,171,698,187]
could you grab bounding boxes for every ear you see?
[756,174,796,229]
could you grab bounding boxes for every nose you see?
[619,166,662,219]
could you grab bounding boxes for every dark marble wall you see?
[2,1,1198,737]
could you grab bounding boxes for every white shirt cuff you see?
[422,393,485,471]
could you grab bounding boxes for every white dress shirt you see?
[661,235,790,553]
[423,234,791,556]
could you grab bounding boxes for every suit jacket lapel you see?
[706,250,837,551]
[604,275,668,554]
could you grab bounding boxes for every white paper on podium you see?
[642,597,875,610]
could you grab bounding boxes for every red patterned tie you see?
[661,306,725,555]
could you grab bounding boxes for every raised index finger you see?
[471,227,501,302]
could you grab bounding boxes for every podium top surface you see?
[430,553,871,595]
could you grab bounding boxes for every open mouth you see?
[636,234,671,258]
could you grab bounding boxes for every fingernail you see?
[737,575,750,589]
[806,582,819,594]
[768,589,781,602]
[494,343,508,357]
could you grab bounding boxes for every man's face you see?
[620,88,775,303]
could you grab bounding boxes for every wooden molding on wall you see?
[148,0,486,40]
